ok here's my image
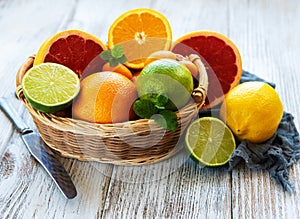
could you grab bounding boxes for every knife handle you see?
[0,97,32,134]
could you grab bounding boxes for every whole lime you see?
[136,59,194,110]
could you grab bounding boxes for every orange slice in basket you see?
[108,8,172,69]
[34,29,107,78]
[172,31,242,109]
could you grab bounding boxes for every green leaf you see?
[153,110,178,131]
[100,50,112,61]
[155,94,169,108]
[133,99,158,119]
[109,58,120,67]
[117,54,128,64]
[111,44,124,59]
[140,93,168,108]
[155,105,165,110]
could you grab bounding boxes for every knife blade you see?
[0,97,77,199]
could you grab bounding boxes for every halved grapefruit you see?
[172,31,242,109]
[34,29,107,78]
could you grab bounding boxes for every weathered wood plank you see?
[0,0,113,218]
[228,0,300,218]
[101,0,232,218]
[232,164,300,219]
[0,0,78,157]
[0,0,300,218]
[103,150,231,218]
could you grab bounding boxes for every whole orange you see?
[72,71,138,123]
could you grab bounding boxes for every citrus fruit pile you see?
[20,8,284,167]
[185,82,284,166]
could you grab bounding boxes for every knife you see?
[0,97,77,199]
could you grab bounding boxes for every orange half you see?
[34,29,107,78]
[108,8,172,69]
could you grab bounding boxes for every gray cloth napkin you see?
[228,71,300,193]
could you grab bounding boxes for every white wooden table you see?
[1,0,300,218]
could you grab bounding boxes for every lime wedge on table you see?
[185,117,236,166]
[22,63,80,113]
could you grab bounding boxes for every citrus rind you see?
[185,117,236,167]
[108,8,172,69]
[172,30,242,109]
[22,63,80,114]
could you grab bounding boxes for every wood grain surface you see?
[0,0,299,218]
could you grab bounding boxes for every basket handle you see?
[16,55,35,88]
[176,54,208,109]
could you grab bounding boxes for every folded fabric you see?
[228,70,300,193]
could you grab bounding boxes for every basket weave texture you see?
[16,54,208,166]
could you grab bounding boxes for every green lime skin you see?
[22,63,80,114]
[136,59,194,110]
[185,117,236,167]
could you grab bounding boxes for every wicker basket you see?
[16,54,208,166]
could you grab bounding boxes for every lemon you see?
[22,63,80,113]
[185,117,236,166]
[136,59,193,110]
[220,81,283,143]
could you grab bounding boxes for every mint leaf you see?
[101,45,128,67]
[152,110,178,131]
[133,99,158,119]
[155,94,169,108]
[111,44,124,59]
[140,93,168,108]
[100,50,112,61]
[117,54,128,64]
[109,58,119,67]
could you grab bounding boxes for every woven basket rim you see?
[17,85,199,128]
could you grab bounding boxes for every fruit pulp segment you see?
[44,35,104,77]
[111,13,170,44]
[186,118,235,166]
[110,11,171,68]
[23,64,79,105]
[172,35,238,104]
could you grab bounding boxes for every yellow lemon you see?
[220,82,283,143]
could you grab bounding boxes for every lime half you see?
[185,117,236,166]
[22,63,80,113]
